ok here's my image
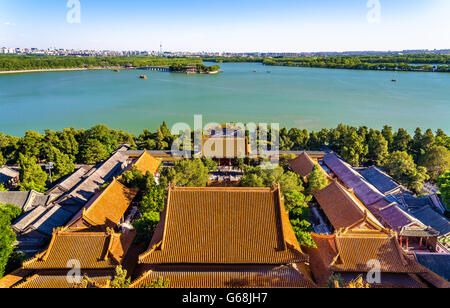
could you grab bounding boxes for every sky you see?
[0,0,449,52]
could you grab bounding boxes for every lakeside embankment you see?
[0,67,111,74]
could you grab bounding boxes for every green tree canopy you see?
[18,153,48,193]
[0,202,22,278]
[308,165,329,193]
[419,146,450,181]
[383,151,429,193]
[159,159,210,188]
[437,172,450,210]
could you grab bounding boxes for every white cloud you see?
[3,22,16,26]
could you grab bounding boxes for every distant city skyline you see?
[0,0,449,52]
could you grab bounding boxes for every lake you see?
[0,62,449,136]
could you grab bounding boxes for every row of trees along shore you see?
[0,122,448,195]
[203,54,450,72]
[0,55,203,71]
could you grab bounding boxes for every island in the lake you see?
[169,63,221,74]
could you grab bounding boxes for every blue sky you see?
[0,0,449,52]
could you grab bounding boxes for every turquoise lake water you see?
[0,62,449,136]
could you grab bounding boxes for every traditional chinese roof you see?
[0,166,19,184]
[313,181,384,230]
[415,253,450,282]
[323,154,385,206]
[139,185,308,265]
[0,190,51,212]
[359,166,402,195]
[23,229,135,270]
[13,271,114,289]
[289,151,316,178]
[67,179,138,229]
[0,269,32,289]
[131,151,161,175]
[307,229,424,278]
[131,264,316,288]
[201,136,249,158]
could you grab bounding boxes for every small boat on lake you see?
[392,79,398,82]
[253,70,257,72]
[140,75,148,79]
[114,69,120,72]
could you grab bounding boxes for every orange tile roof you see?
[131,265,316,288]
[313,181,384,230]
[133,151,161,175]
[68,179,138,229]
[0,269,32,288]
[23,229,135,270]
[310,229,424,275]
[139,185,308,265]
[289,151,316,178]
[14,271,114,288]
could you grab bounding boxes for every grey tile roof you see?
[323,154,424,232]
[359,166,402,195]
[415,253,450,281]
[0,191,51,212]
[323,154,385,206]
[0,191,30,209]
[0,166,19,184]
[410,206,450,237]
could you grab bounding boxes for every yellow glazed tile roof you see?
[23,229,135,270]
[140,186,308,265]
[68,179,138,229]
[131,265,316,288]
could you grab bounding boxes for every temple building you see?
[10,228,135,288]
[201,124,251,163]
[321,153,442,253]
[305,229,435,288]
[132,185,316,288]
[289,151,316,180]
[313,180,385,232]
[0,151,162,288]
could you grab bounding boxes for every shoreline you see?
[0,67,118,75]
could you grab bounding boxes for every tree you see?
[392,128,411,152]
[308,165,329,193]
[110,266,131,289]
[46,146,75,181]
[419,146,450,181]
[133,211,160,244]
[437,172,450,210]
[0,152,5,166]
[18,131,43,159]
[340,131,368,166]
[383,151,429,193]
[284,190,311,213]
[143,277,170,288]
[381,125,394,151]
[79,139,109,164]
[0,202,22,278]
[201,158,218,172]
[18,153,48,193]
[366,129,388,165]
[140,184,165,213]
[159,159,210,188]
